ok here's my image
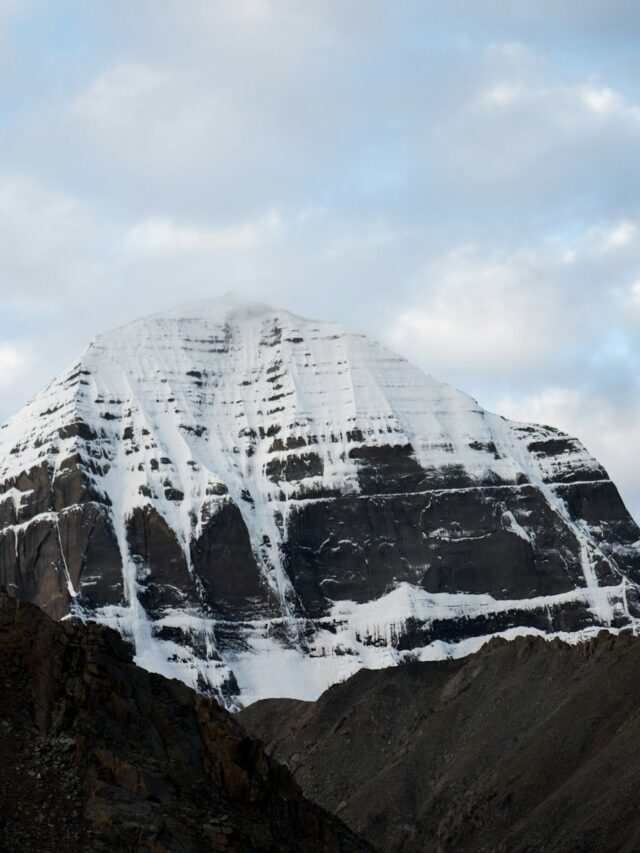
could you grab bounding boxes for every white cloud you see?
[70,63,244,168]
[479,77,640,122]
[487,41,530,60]
[387,246,572,373]
[225,0,273,20]
[592,220,638,253]
[499,386,589,431]
[0,343,30,390]
[72,64,166,126]
[580,84,623,116]
[126,211,284,254]
[438,57,640,199]
[0,174,97,299]
[325,222,407,258]
[480,82,524,108]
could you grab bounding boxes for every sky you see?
[1,1,640,519]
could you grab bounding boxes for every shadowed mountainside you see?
[0,589,372,853]
[241,631,640,853]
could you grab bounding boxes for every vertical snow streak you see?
[55,516,77,599]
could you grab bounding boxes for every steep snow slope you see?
[1,297,639,706]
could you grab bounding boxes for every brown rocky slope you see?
[0,589,372,853]
[240,630,640,853]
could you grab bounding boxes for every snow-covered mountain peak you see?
[1,301,639,707]
[105,293,293,332]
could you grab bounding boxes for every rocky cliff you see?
[1,297,639,706]
[241,630,640,853]
[0,589,371,853]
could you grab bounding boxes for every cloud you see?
[324,222,408,258]
[0,342,30,390]
[70,63,245,170]
[126,211,284,254]
[591,220,639,253]
[72,64,167,129]
[424,49,640,220]
[479,78,640,123]
[0,174,98,301]
[386,244,579,376]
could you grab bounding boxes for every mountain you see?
[0,296,639,707]
[0,588,371,853]
[240,630,640,853]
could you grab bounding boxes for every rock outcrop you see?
[241,630,640,853]
[1,297,639,706]
[0,589,371,853]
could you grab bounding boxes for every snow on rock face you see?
[1,296,639,707]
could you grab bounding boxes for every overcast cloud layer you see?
[1,1,640,519]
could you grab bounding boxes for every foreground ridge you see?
[0,588,372,853]
[1,297,639,706]
[241,630,640,853]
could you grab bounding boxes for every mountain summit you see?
[1,298,639,706]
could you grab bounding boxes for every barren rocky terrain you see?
[241,630,640,853]
[0,589,371,853]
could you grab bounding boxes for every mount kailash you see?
[1,297,639,707]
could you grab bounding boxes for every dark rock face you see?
[0,590,371,853]
[240,631,640,853]
[1,299,639,706]
[190,501,280,620]
[283,482,614,616]
[127,505,199,610]
[0,459,122,620]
